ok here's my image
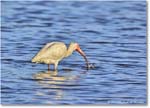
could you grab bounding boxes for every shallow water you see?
[1,1,147,105]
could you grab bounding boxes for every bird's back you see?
[32,42,67,63]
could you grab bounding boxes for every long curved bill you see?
[76,46,89,69]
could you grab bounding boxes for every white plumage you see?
[32,42,89,70]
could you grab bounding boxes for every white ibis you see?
[32,42,89,70]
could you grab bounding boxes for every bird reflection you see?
[33,70,81,100]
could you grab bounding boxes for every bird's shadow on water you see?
[31,69,88,101]
[32,69,88,83]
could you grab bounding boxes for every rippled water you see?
[1,1,147,105]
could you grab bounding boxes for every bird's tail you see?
[31,58,36,63]
[31,56,38,63]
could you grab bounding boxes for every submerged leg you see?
[54,61,59,70]
[48,64,50,71]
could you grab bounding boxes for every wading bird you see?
[32,42,89,70]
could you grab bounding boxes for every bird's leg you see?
[48,64,50,71]
[54,61,58,71]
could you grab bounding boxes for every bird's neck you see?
[65,44,74,57]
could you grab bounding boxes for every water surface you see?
[1,1,147,105]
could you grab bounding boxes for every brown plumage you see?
[32,42,89,70]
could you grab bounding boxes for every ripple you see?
[118,27,142,31]
[1,1,146,105]
[42,22,53,27]
[80,30,102,34]
[115,63,133,68]
[118,49,141,53]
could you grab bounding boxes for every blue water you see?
[1,1,147,105]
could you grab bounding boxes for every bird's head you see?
[70,42,85,55]
[70,42,89,69]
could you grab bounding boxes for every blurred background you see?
[1,1,147,105]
